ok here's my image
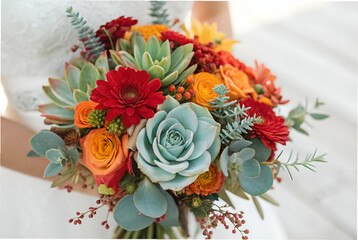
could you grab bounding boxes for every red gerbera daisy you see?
[95,16,138,49]
[90,67,166,128]
[240,98,290,151]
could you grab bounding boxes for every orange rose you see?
[215,64,257,101]
[80,128,129,192]
[184,164,225,196]
[190,72,222,110]
[74,101,98,128]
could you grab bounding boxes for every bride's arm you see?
[1,117,98,195]
[191,1,232,37]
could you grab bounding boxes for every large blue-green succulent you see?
[136,96,221,191]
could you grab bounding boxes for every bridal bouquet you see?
[29,2,328,239]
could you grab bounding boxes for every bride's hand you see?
[1,117,98,196]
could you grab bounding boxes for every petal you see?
[154,160,189,174]
[187,141,208,160]
[136,153,176,182]
[106,108,123,121]
[166,105,198,133]
[159,175,198,191]
[136,129,156,165]
[192,120,218,149]
[207,137,221,161]
[184,102,212,119]
[178,151,211,177]
[146,111,167,144]
[158,96,180,113]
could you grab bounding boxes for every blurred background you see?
[229,1,357,239]
[1,1,357,239]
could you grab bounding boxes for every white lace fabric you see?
[1,0,193,125]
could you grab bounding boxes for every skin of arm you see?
[0,1,232,194]
[191,1,232,37]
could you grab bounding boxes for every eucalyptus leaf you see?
[133,177,167,218]
[44,162,63,177]
[310,113,329,120]
[252,195,264,219]
[159,190,180,228]
[239,164,273,196]
[27,150,41,157]
[46,148,67,163]
[113,195,155,231]
[31,131,66,157]
[247,138,271,162]
[229,139,252,153]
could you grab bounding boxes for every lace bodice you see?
[2,0,193,112]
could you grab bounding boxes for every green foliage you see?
[150,1,170,25]
[209,84,262,144]
[267,149,327,180]
[88,109,107,128]
[133,178,167,218]
[66,6,105,59]
[30,131,79,177]
[183,194,214,219]
[107,115,126,135]
[285,98,329,135]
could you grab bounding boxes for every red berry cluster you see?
[68,191,126,229]
[64,185,73,193]
[169,85,195,101]
[196,205,249,239]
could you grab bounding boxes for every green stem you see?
[122,230,133,239]
[102,28,115,50]
[132,229,141,239]
[147,223,154,239]
[112,226,124,239]
[166,227,177,239]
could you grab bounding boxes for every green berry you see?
[107,116,126,135]
[88,109,107,128]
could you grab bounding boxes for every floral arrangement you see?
[29,2,328,239]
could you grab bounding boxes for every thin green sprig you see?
[265,149,327,180]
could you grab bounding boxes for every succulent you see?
[135,96,221,191]
[30,131,79,177]
[220,138,273,196]
[39,51,110,126]
[113,177,179,231]
[110,31,197,91]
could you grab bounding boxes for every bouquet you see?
[29,2,328,239]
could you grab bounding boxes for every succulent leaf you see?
[142,52,154,71]
[49,78,76,105]
[146,35,160,58]
[130,31,146,56]
[156,40,170,61]
[95,51,109,73]
[158,56,171,73]
[42,86,70,107]
[39,103,75,120]
[133,45,143,69]
[79,62,101,93]
[119,39,131,52]
[148,65,165,80]
[65,63,81,91]
[73,89,90,104]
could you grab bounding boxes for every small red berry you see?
[105,224,110,229]
[69,219,73,223]
[76,212,80,216]
[186,75,194,84]
[101,221,106,226]
[241,220,246,224]
[232,229,236,234]
[175,93,182,100]
[177,86,185,93]
[89,214,93,218]
[78,220,82,224]
[96,199,101,204]
[225,225,229,229]
[244,229,249,234]
[183,92,191,100]
[169,85,176,93]
[188,89,195,96]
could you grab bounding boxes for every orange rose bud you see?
[215,64,257,101]
[190,72,222,110]
[80,128,129,193]
[258,96,273,106]
[177,86,185,93]
[184,164,225,196]
[74,101,98,128]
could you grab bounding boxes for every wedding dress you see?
[1,0,286,238]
